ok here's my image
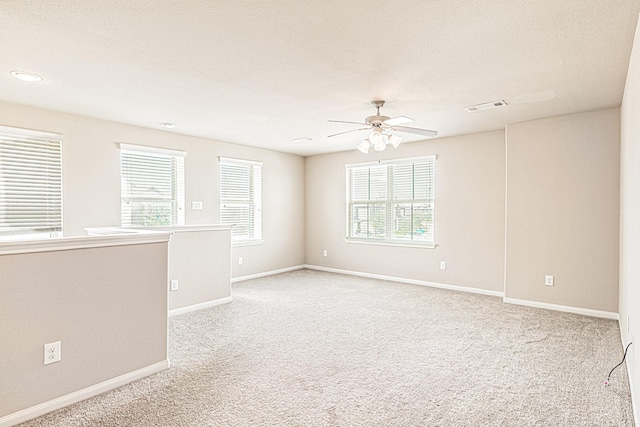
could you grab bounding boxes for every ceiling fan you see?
[328,100,438,153]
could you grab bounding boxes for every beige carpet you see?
[20,269,634,426]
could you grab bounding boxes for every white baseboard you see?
[503,297,619,320]
[231,265,305,283]
[304,264,505,297]
[169,296,233,316]
[0,360,169,427]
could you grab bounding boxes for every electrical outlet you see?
[323,250,327,257]
[191,201,203,210]
[440,261,446,270]
[238,257,243,265]
[545,275,554,286]
[44,341,61,365]
[170,279,179,291]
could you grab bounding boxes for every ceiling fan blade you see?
[384,116,413,126]
[392,126,438,138]
[327,127,370,138]
[328,120,368,126]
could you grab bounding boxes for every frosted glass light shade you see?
[388,134,403,148]
[373,140,387,152]
[357,140,371,154]
[369,130,383,145]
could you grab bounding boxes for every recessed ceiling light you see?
[10,71,43,82]
[161,122,176,129]
[291,137,313,143]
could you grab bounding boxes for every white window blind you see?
[0,125,63,240]
[219,157,262,244]
[346,156,435,246]
[120,144,185,226]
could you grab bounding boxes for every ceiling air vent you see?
[464,100,508,112]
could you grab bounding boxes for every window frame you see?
[345,155,436,249]
[0,125,63,241]
[218,156,263,246]
[119,143,185,227]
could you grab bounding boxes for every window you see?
[346,156,435,247]
[120,144,185,226]
[219,157,262,245]
[0,125,63,240]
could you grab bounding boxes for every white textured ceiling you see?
[1,0,639,156]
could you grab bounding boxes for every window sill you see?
[232,239,264,247]
[344,238,436,249]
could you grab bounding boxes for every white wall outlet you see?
[545,275,554,286]
[170,279,179,291]
[44,341,61,365]
[323,250,328,257]
[440,261,446,270]
[238,257,243,265]
[191,201,203,210]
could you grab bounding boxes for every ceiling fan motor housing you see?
[327,99,437,140]
[365,115,390,126]
[368,100,389,126]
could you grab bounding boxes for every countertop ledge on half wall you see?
[0,233,172,256]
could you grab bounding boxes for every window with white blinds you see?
[120,144,185,227]
[219,157,262,245]
[346,156,435,247]
[0,126,63,240]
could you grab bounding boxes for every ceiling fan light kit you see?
[328,100,437,154]
[357,132,392,154]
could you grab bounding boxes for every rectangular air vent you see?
[464,100,508,112]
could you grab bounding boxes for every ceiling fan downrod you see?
[366,100,390,126]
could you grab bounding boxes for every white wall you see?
[305,131,506,293]
[306,109,623,318]
[166,228,231,311]
[0,236,170,422]
[505,109,621,313]
[620,12,640,419]
[0,101,305,278]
